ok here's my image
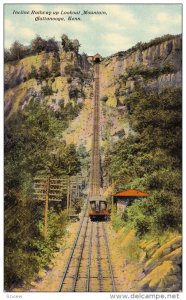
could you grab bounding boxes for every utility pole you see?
[34,175,84,238]
[70,188,72,213]
[76,175,78,198]
[67,175,70,215]
[34,175,85,232]
[44,176,50,240]
[112,179,115,210]
[77,181,80,198]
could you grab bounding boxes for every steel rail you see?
[57,205,87,292]
[102,223,116,292]
[96,221,102,291]
[72,216,89,291]
[86,221,93,292]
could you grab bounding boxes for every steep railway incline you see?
[58,209,116,292]
[89,62,101,197]
[58,57,116,292]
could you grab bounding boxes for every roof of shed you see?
[113,189,150,197]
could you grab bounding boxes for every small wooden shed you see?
[113,189,150,213]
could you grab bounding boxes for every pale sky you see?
[4,3,182,57]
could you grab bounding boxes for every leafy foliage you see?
[41,84,53,96]
[61,34,80,53]
[4,99,82,289]
[111,209,125,232]
[53,101,83,125]
[4,41,30,62]
[131,62,175,77]
[39,65,50,80]
[5,35,58,63]
[118,62,176,83]
[100,95,108,102]
[45,38,59,53]
[31,35,47,54]
[28,65,37,79]
[104,87,182,236]
[51,55,61,77]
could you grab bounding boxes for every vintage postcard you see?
[3,2,182,299]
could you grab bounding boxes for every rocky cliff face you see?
[139,235,182,292]
[4,50,92,119]
[4,34,182,150]
[4,50,91,89]
[99,35,181,103]
[112,228,182,292]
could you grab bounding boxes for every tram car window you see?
[90,201,96,209]
[100,201,107,211]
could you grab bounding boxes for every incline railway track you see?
[58,207,116,292]
[58,56,115,292]
[89,62,101,197]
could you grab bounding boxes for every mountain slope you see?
[4,34,182,291]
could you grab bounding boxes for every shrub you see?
[41,85,53,96]
[45,38,59,53]
[31,35,46,54]
[111,208,125,232]
[124,62,176,81]
[39,65,50,80]
[64,65,75,76]
[28,65,38,79]
[100,95,108,102]
[51,58,60,77]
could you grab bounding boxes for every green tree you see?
[51,57,60,77]
[39,65,50,80]
[61,34,80,53]
[45,38,59,53]
[61,34,72,52]
[4,49,14,63]
[28,65,38,79]
[72,39,80,53]
[9,41,25,60]
[4,98,82,289]
[104,87,182,236]
[31,35,46,54]
[49,144,81,176]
